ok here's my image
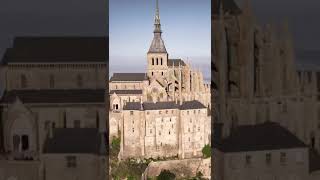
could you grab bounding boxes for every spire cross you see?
[155,0,160,25]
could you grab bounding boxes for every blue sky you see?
[109,0,211,76]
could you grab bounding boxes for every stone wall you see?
[3,64,106,90]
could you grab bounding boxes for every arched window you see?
[21,74,27,88]
[77,75,83,88]
[151,72,154,76]
[161,58,163,65]
[152,58,154,65]
[156,58,159,65]
[49,75,55,88]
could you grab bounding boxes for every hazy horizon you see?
[109,0,211,75]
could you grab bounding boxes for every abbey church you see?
[109,0,211,159]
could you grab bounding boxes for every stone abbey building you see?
[0,37,107,180]
[109,0,211,159]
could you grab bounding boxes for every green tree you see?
[157,170,176,180]
[110,137,120,158]
[202,144,211,158]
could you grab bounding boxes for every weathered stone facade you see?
[0,37,107,180]
[213,0,320,179]
[109,1,211,160]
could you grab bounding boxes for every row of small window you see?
[114,84,139,90]
[187,126,201,132]
[244,152,293,166]
[151,71,164,76]
[20,74,84,88]
[158,130,174,136]
[183,109,203,115]
[130,110,176,115]
[151,57,163,65]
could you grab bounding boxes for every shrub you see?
[202,144,211,158]
[157,169,176,180]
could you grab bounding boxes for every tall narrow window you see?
[21,135,29,151]
[49,75,55,88]
[152,58,154,65]
[74,120,81,128]
[266,153,272,165]
[161,58,163,65]
[63,111,67,128]
[21,74,27,88]
[156,58,159,65]
[96,111,100,128]
[77,75,83,88]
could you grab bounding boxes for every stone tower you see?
[147,0,169,80]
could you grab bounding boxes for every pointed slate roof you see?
[148,35,167,53]
[148,0,167,53]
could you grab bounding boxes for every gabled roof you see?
[43,128,106,155]
[123,102,142,110]
[214,122,307,153]
[1,37,108,65]
[143,101,180,110]
[168,59,186,67]
[180,100,206,110]
[123,100,206,111]
[109,73,148,82]
[109,90,142,95]
[213,0,242,16]
[0,89,105,104]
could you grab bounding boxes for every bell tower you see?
[147,0,168,79]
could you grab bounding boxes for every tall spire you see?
[154,0,161,33]
[148,0,167,53]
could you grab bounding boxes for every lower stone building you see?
[43,128,106,180]
[120,100,211,159]
[213,122,320,180]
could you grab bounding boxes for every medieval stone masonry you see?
[213,0,320,179]
[0,37,108,180]
[109,0,211,161]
